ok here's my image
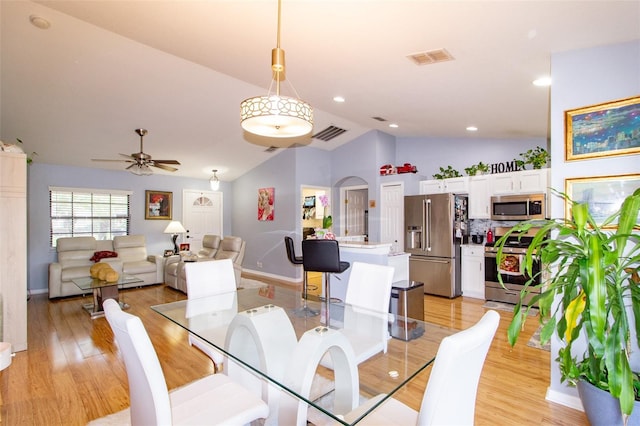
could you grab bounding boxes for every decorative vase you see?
[577,379,640,426]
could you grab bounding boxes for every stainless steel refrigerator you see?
[404,193,468,297]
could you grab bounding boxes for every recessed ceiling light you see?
[333,96,345,103]
[533,77,552,87]
[466,126,478,132]
[389,123,399,128]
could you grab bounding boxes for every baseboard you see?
[29,288,48,295]
[546,387,584,412]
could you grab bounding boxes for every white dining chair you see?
[342,310,500,425]
[184,259,237,371]
[321,261,395,368]
[93,298,268,425]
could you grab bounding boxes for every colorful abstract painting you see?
[565,96,640,161]
[258,187,274,221]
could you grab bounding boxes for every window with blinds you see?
[50,188,131,247]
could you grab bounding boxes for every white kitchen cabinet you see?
[468,175,491,219]
[419,177,469,194]
[491,169,549,195]
[419,179,444,194]
[461,245,485,299]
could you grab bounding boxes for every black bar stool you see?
[284,236,318,317]
[302,239,350,326]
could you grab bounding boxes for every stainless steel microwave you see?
[490,194,547,220]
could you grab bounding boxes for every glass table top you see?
[151,284,455,425]
[72,274,143,291]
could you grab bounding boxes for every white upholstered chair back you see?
[417,309,500,425]
[344,261,395,355]
[184,259,237,369]
[103,299,172,424]
[184,259,236,297]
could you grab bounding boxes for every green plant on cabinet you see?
[433,165,462,180]
[514,146,550,170]
[464,161,490,176]
[495,188,640,419]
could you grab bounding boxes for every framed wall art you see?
[145,190,172,220]
[564,174,640,227]
[565,96,640,161]
[258,187,274,221]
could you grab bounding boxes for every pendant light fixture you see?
[240,0,313,138]
[209,169,220,191]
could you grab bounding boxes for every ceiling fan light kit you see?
[240,0,313,138]
[92,128,180,175]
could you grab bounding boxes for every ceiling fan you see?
[92,128,180,175]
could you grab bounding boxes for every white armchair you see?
[164,235,221,292]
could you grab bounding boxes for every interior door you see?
[345,189,367,236]
[182,190,223,251]
[380,183,404,253]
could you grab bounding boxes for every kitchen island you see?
[327,240,409,302]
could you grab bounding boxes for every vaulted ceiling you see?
[1,1,638,180]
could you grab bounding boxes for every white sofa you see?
[48,235,163,299]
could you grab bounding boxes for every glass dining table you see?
[151,284,455,425]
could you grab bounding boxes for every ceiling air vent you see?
[372,116,387,122]
[312,125,347,142]
[407,48,454,66]
[264,146,279,153]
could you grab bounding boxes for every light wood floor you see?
[1,276,587,425]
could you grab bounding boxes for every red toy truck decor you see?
[380,163,417,175]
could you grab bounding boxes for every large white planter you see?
[578,380,640,426]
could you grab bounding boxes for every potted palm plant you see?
[495,188,640,424]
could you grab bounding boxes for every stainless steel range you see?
[484,227,542,306]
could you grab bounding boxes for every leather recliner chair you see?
[164,235,221,292]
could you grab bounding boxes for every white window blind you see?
[49,188,131,247]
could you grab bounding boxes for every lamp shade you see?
[163,221,186,234]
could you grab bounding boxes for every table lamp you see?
[163,221,186,253]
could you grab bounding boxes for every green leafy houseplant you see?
[464,161,490,176]
[514,146,550,170]
[432,165,462,180]
[496,189,640,418]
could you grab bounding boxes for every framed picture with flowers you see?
[145,190,172,220]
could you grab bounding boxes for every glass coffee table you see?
[73,275,143,318]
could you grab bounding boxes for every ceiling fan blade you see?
[125,163,138,170]
[119,153,136,159]
[153,159,181,165]
[150,162,178,172]
[92,158,133,163]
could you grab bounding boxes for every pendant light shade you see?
[209,169,220,191]
[240,0,313,138]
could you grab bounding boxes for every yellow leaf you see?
[565,291,586,342]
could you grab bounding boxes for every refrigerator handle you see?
[421,199,427,250]
[426,198,432,251]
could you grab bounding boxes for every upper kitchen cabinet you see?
[491,169,550,195]
[468,175,491,219]
[419,177,469,195]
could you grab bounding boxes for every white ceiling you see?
[1,1,639,181]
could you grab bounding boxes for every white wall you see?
[27,163,231,294]
[547,39,640,408]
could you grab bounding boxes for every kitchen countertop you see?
[338,241,392,249]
